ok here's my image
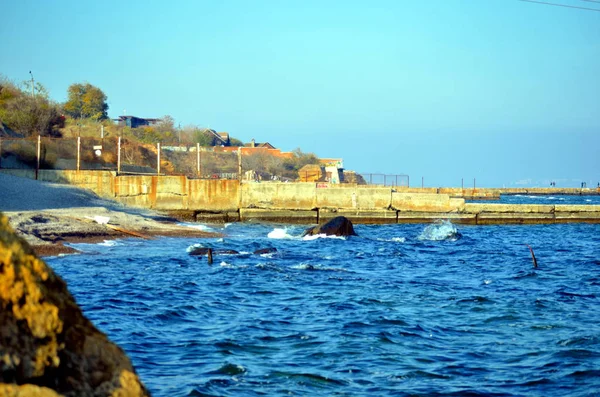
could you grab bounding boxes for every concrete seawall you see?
[2,170,599,225]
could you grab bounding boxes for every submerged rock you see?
[303,216,358,237]
[253,248,278,255]
[0,214,149,396]
[189,247,240,256]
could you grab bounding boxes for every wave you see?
[98,240,120,247]
[207,362,246,376]
[377,237,406,243]
[418,220,461,241]
[218,261,247,269]
[267,227,297,239]
[302,234,347,241]
[178,222,218,233]
[291,263,347,272]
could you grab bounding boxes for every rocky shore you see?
[0,213,150,396]
[0,173,220,256]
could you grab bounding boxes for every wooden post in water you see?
[117,136,121,174]
[76,136,81,171]
[157,142,161,175]
[36,135,41,180]
[207,248,213,265]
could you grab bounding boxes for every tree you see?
[63,83,108,120]
[229,137,244,147]
[0,76,63,137]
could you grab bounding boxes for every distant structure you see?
[246,139,275,149]
[216,132,230,146]
[115,116,160,129]
[205,130,230,146]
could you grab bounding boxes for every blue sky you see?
[1,0,599,187]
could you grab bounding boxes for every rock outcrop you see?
[303,216,358,237]
[0,214,149,396]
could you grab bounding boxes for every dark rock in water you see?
[189,247,239,256]
[189,247,211,256]
[217,249,240,255]
[254,248,278,255]
[0,214,149,396]
[303,216,357,237]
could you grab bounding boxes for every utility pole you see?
[29,71,35,97]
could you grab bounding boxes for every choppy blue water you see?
[497,195,600,205]
[47,221,600,397]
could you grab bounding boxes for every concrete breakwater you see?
[2,169,600,225]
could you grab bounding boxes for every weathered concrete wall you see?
[240,208,317,223]
[392,192,465,213]
[241,182,316,210]
[319,209,397,224]
[3,170,600,224]
[463,203,600,224]
[113,175,154,208]
[188,179,239,211]
[464,203,554,214]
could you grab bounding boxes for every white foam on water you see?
[418,220,461,241]
[98,240,119,247]
[219,261,248,269]
[292,263,347,272]
[186,243,205,252]
[267,228,296,239]
[302,233,346,241]
[377,237,406,243]
[179,222,217,233]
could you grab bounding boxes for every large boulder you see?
[0,214,149,396]
[303,216,357,237]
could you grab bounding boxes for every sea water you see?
[47,221,600,396]
[494,195,600,205]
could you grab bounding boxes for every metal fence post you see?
[157,142,161,175]
[117,136,121,174]
[76,136,81,171]
[36,135,41,180]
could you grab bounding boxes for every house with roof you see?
[116,116,160,129]
[246,139,275,149]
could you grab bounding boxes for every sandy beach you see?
[0,173,219,255]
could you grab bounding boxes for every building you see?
[116,116,160,129]
[245,139,276,149]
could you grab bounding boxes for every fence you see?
[0,136,413,185]
[0,136,241,180]
[357,173,410,187]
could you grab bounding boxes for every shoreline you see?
[0,173,222,256]
[5,208,221,257]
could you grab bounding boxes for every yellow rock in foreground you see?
[0,214,149,396]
